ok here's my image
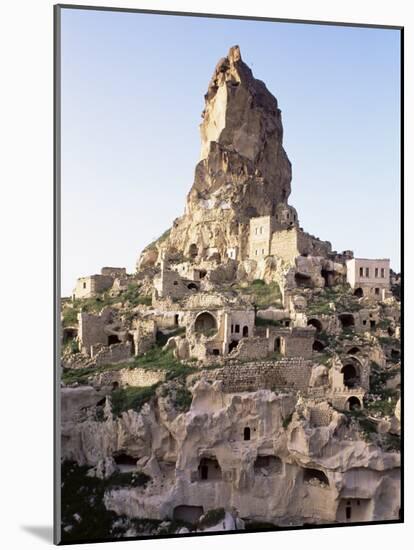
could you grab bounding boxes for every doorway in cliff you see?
[113,453,138,473]
[198,457,222,481]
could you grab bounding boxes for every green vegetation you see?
[367,362,400,418]
[111,385,159,416]
[382,433,401,452]
[135,348,196,380]
[159,383,193,412]
[307,285,363,316]
[120,282,152,307]
[197,508,225,529]
[378,336,400,348]
[255,317,285,328]
[62,361,128,386]
[235,279,282,308]
[156,326,185,347]
[61,461,152,543]
[173,386,193,412]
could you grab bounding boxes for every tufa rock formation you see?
[144,45,293,265]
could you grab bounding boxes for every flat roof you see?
[346,258,390,262]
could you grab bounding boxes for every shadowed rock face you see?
[166,45,292,261]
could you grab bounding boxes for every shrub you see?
[236,280,282,308]
[197,508,225,529]
[111,385,159,417]
[60,461,151,543]
[173,386,193,412]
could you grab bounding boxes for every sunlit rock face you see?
[166,45,292,263]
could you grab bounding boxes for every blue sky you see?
[60,8,401,296]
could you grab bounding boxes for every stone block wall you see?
[309,405,333,427]
[92,342,132,367]
[200,359,313,393]
[73,274,114,300]
[270,229,300,264]
[94,367,166,387]
[78,309,113,355]
[229,337,269,360]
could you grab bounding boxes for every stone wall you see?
[228,337,269,360]
[73,274,114,300]
[199,359,313,393]
[94,367,166,388]
[266,326,315,359]
[309,404,333,427]
[270,228,300,264]
[134,319,157,356]
[91,342,132,367]
[78,309,114,355]
[100,267,126,278]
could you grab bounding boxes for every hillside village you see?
[60,46,401,542]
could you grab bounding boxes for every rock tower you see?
[161,46,293,263]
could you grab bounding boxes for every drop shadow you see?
[21,525,54,543]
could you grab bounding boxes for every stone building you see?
[154,261,200,300]
[346,258,390,299]
[72,267,126,299]
[248,213,331,265]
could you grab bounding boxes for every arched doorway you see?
[307,318,322,333]
[354,288,363,298]
[347,396,362,411]
[242,325,249,337]
[341,364,359,388]
[303,468,329,487]
[244,427,251,441]
[194,312,217,336]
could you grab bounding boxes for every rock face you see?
[62,381,400,525]
[160,46,292,263]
